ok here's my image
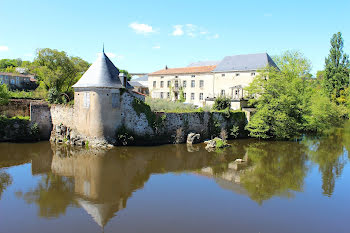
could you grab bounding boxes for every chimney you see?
[119,73,127,87]
[165,65,168,70]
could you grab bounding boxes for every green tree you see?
[0,84,10,105]
[323,32,350,99]
[246,51,311,139]
[32,48,90,103]
[119,69,132,81]
[213,96,231,110]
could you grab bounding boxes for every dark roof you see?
[73,52,132,89]
[187,60,220,67]
[0,72,35,78]
[129,81,143,87]
[213,53,278,72]
[131,75,148,82]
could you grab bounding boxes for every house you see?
[148,53,278,109]
[129,74,149,95]
[0,72,38,90]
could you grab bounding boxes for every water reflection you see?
[2,124,349,228]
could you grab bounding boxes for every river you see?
[0,124,349,233]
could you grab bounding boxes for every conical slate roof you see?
[73,52,132,89]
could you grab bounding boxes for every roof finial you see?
[103,43,105,53]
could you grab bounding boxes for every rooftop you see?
[213,53,278,72]
[73,51,132,89]
[149,65,216,76]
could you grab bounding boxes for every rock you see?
[205,137,231,151]
[187,133,201,144]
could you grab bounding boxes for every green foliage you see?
[0,84,10,105]
[179,87,185,103]
[322,32,350,98]
[145,97,201,112]
[230,124,240,138]
[213,96,231,110]
[0,115,39,141]
[7,82,47,100]
[31,48,90,103]
[119,69,132,81]
[214,137,227,148]
[0,58,25,70]
[48,87,60,104]
[246,50,344,139]
[132,98,166,131]
[115,125,135,146]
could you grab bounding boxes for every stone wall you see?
[30,103,52,140]
[30,90,247,147]
[0,99,44,117]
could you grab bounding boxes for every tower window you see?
[83,92,90,108]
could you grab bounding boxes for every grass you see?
[145,97,211,113]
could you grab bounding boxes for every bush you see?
[213,96,231,110]
[0,84,10,105]
[145,97,199,112]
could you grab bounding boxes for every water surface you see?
[0,125,349,233]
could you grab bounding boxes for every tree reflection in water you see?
[21,173,76,218]
[0,170,12,199]
[307,127,348,197]
[239,141,308,204]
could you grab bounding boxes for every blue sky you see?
[0,0,349,75]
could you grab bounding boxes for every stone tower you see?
[72,51,133,142]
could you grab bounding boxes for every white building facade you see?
[148,53,278,109]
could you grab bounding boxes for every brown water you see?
[0,125,350,233]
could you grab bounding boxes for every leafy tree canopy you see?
[323,32,350,98]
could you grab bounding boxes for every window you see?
[199,93,203,100]
[160,81,164,88]
[221,90,225,96]
[167,81,171,87]
[153,81,156,87]
[251,72,256,76]
[112,93,120,108]
[191,93,195,100]
[160,92,164,98]
[184,93,187,99]
[175,80,178,88]
[83,92,90,108]
[161,76,164,79]
[234,89,239,98]
[199,80,204,88]
[16,77,20,85]
[175,76,178,78]
[236,73,240,77]
[183,80,187,87]
[167,92,170,98]
[5,76,8,80]
[221,74,225,77]
[191,75,195,78]
[10,79,15,84]
[191,80,195,88]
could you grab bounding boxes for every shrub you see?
[213,96,231,110]
[0,84,9,105]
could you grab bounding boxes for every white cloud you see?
[172,25,184,36]
[152,45,161,49]
[171,24,219,40]
[0,46,9,52]
[129,22,155,34]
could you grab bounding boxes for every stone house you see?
[0,72,38,90]
[148,53,278,109]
